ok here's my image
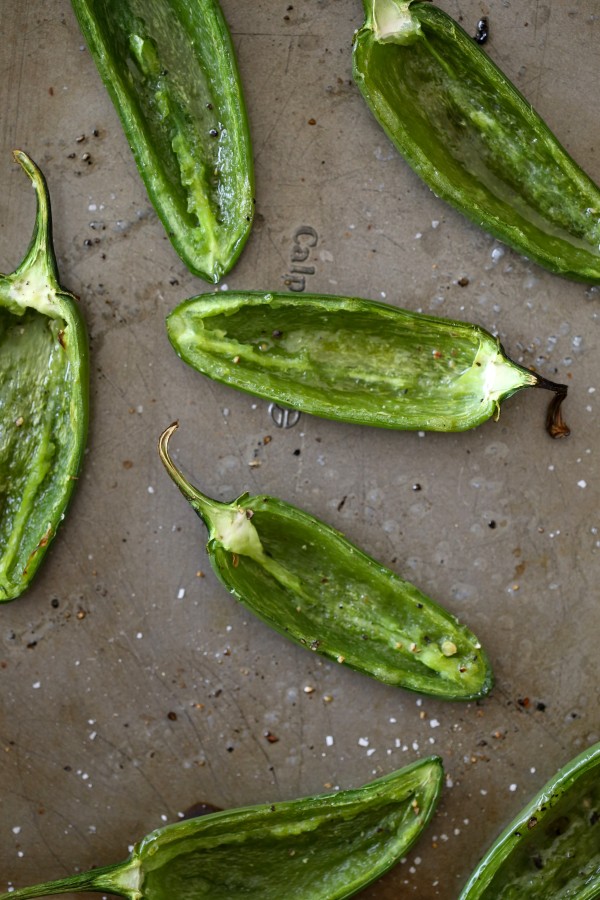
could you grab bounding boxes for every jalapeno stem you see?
[159,422,277,567]
[530,372,570,438]
[11,150,59,288]
[542,383,570,439]
[0,858,137,900]
[365,0,420,43]
[158,422,229,522]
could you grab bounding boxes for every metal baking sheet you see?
[1,2,599,897]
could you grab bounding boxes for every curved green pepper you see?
[70,0,254,283]
[0,760,443,900]
[166,291,569,437]
[0,152,88,603]
[159,423,493,700]
[459,741,600,898]
[353,0,600,283]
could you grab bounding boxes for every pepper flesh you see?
[459,741,600,898]
[353,0,600,283]
[0,760,443,900]
[0,152,88,602]
[159,423,493,700]
[70,0,254,283]
[166,291,569,437]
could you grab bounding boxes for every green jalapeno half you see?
[0,152,88,603]
[0,760,443,900]
[70,0,254,283]
[159,423,493,700]
[353,0,600,283]
[166,291,569,438]
[459,741,600,898]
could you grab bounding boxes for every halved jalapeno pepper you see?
[0,152,88,602]
[353,0,600,283]
[159,423,493,701]
[166,291,568,437]
[70,0,254,282]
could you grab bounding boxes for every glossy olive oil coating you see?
[354,0,600,282]
[0,761,443,899]
[70,0,254,282]
[0,152,88,602]
[167,291,568,435]
[159,424,493,700]
[460,741,600,898]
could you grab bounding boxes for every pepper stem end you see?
[158,423,226,520]
[0,859,138,900]
[10,150,59,286]
[367,0,421,44]
[527,372,570,438]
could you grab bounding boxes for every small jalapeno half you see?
[0,152,88,602]
[158,423,493,701]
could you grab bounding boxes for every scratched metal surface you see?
[1,2,599,898]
